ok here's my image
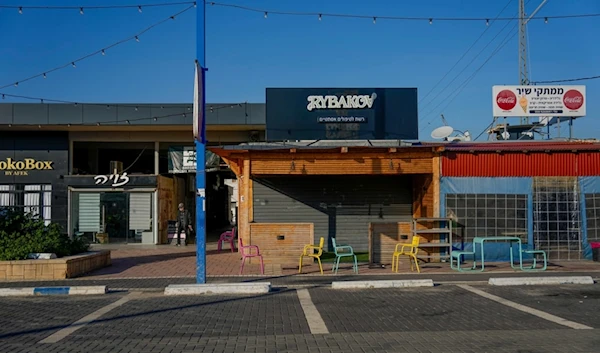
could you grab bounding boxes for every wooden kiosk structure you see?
[210,142,444,267]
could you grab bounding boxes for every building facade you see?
[0,102,265,244]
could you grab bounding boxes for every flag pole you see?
[194,0,207,284]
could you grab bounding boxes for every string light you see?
[486,19,489,26]
[0,4,195,90]
[373,17,376,24]
[318,14,321,21]
[207,1,600,23]
[101,49,105,55]
[1,2,196,12]
[545,17,548,23]
[0,92,248,126]
[43,73,47,79]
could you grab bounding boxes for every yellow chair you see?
[299,237,324,274]
[391,236,421,273]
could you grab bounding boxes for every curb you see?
[0,286,107,297]
[489,276,595,286]
[164,282,272,295]
[331,279,434,289]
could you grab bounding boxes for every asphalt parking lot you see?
[1,284,600,353]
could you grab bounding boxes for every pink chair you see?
[238,237,265,275]
[217,227,236,253]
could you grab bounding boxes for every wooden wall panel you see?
[369,222,428,265]
[248,223,314,266]
[251,158,432,175]
[157,176,175,244]
[412,174,434,219]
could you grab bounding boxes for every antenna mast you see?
[519,0,529,125]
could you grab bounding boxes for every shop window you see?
[585,194,600,242]
[533,177,582,261]
[0,184,52,225]
[445,193,528,243]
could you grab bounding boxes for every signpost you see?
[194,1,207,284]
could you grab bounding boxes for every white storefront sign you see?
[492,85,586,117]
[307,93,377,111]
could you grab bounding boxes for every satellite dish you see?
[431,125,454,140]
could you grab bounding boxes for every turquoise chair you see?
[331,238,358,274]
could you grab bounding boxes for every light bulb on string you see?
[373,17,377,24]
[18,7,22,14]
[43,73,47,79]
[138,6,142,13]
[135,36,140,42]
[318,14,322,21]
[14,82,18,87]
[486,19,489,26]
[80,7,84,15]
[135,106,139,111]
[264,12,268,19]
[101,49,105,55]
[429,18,433,25]
[544,17,548,23]
[72,62,76,68]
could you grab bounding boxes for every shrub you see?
[0,207,90,261]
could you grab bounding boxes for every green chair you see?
[331,238,358,274]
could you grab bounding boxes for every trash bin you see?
[591,242,600,262]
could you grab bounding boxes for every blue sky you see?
[0,0,598,140]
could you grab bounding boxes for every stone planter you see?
[0,250,111,281]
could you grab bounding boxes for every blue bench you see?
[450,251,477,272]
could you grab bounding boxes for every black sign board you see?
[266,88,418,141]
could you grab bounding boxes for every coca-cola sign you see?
[492,85,586,118]
[563,90,584,110]
[496,90,517,111]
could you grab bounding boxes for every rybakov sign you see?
[307,92,378,111]
[0,158,54,176]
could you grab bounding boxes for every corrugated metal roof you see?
[426,140,600,152]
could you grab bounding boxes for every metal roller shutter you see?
[129,193,152,231]
[253,175,413,252]
[78,193,100,232]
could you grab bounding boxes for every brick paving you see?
[481,284,600,329]
[1,285,600,352]
[81,242,600,279]
[310,285,564,333]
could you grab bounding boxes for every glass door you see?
[100,193,129,243]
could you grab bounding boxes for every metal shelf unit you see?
[412,217,462,262]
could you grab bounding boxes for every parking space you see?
[1,283,599,352]
[0,294,123,350]
[63,289,310,342]
[480,284,600,329]
[309,285,565,333]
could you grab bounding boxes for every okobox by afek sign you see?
[0,158,53,176]
[492,85,586,117]
[266,88,418,141]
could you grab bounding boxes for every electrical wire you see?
[207,1,599,22]
[532,75,600,84]
[1,2,196,11]
[418,20,518,132]
[419,22,518,133]
[0,4,195,90]
[418,0,514,106]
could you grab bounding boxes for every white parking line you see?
[296,289,329,334]
[457,284,593,330]
[38,293,136,344]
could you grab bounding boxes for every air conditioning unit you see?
[110,161,123,174]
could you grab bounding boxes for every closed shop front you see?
[66,175,159,244]
[253,175,413,251]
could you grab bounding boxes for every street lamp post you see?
[195,0,207,284]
